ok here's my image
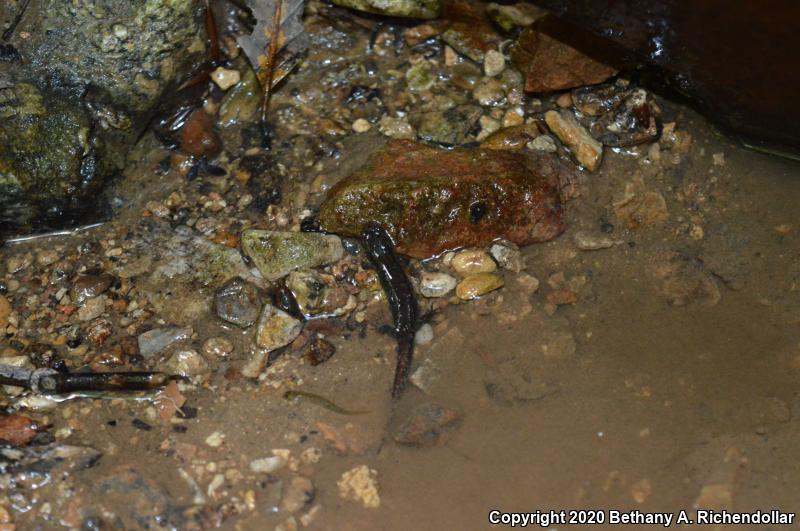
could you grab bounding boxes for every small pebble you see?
[210,67,241,90]
[250,455,288,474]
[414,323,434,345]
[527,134,557,152]
[418,272,457,298]
[352,118,371,133]
[256,304,303,351]
[281,476,315,513]
[205,431,225,447]
[410,358,441,394]
[483,49,505,77]
[35,250,60,267]
[516,274,540,295]
[338,466,380,508]
[77,295,107,322]
[164,350,209,376]
[502,108,525,127]
[456,273,504,300]
[202,337,233,358]
[573,230,616,250]
[473,78,505,106]
[138,326,191,358]
[451,249,497,275]
[379,115,416,140]
[489,242,523,272]
[544,110,603,171]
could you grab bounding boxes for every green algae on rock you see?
[0,0,206,233]
[241,230,345,282]
[318,140,565,259]
[331,0,440,19]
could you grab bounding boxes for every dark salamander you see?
[361,222,418,398]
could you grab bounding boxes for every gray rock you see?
[213,277,262,328]
[241,230,344,282]
[256,305,303,351]
[137,326,191,358]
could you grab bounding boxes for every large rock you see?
[318,140,565,259]
[0,0,207,233]
[331,0,440,19]
[240,230,344,282]
[510,18,617,93]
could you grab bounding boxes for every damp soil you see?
[2,5,800,530]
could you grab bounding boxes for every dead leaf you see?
[237,0,308,89]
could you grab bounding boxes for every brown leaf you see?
[237,0,307,89]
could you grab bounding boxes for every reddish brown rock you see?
[180,108,222,158]
[318,140,565,259]
[511,22,617,93]
[440,0,502,62]
[0,414,40,446]
[393,403,462,447]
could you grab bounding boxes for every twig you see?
[0,364,169,394]
[260,0,283,147]
[204,0,221,65]
[2,222,105,245]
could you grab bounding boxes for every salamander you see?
[283,390,369,415]
[361,222,418,398]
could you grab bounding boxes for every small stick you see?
[204,0,221,65]
[3,222,105,245]
[260,0,283,147]
[0,364,169,394]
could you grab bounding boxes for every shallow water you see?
[2,4,800,530]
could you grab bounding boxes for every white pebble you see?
[352,118,372,133]
[210,67,241,91]
[414,323,434,345]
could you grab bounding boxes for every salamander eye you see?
[469,201,487,223]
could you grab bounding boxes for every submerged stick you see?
[0,364,169,395]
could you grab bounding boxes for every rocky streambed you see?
[1,0,800,529]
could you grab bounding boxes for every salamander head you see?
[361,222,395,257]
